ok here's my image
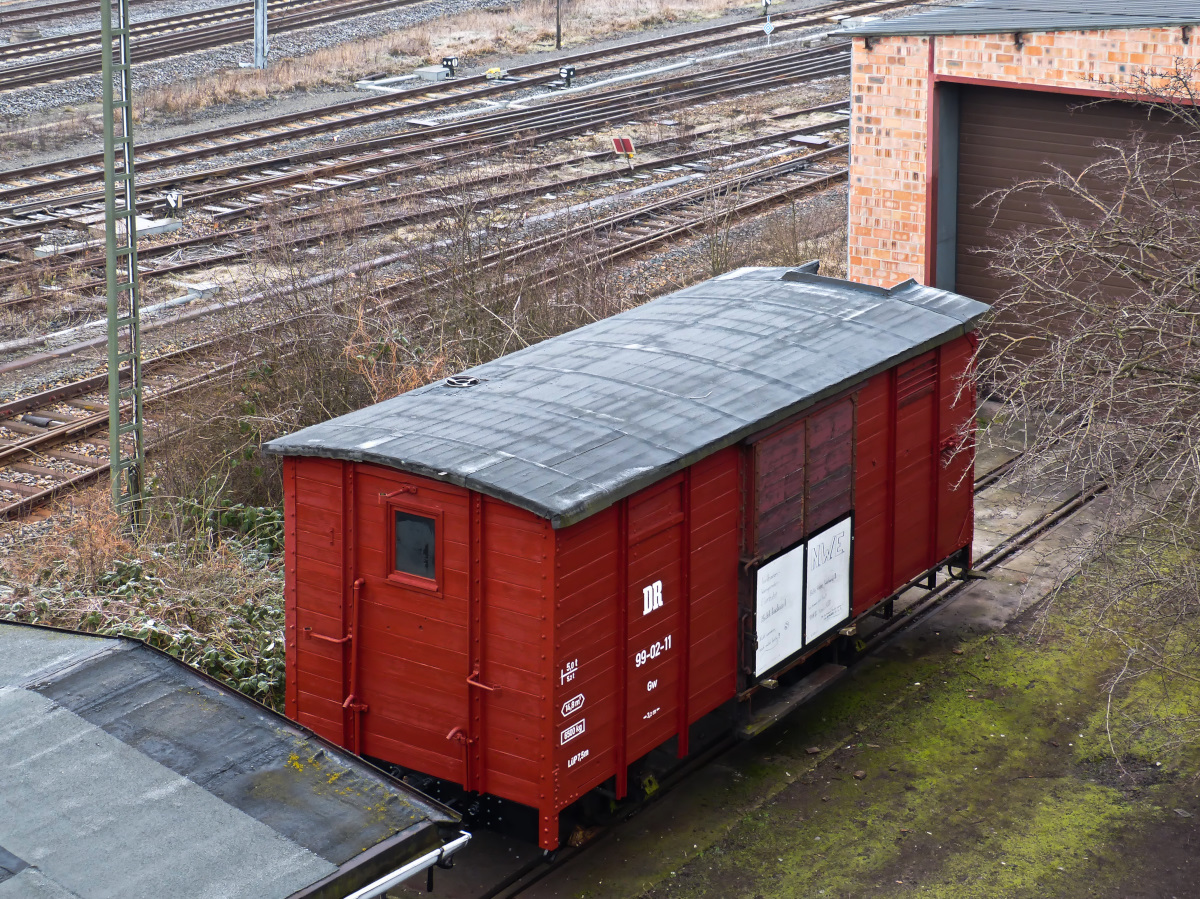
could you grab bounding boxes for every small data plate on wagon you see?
[804,517,852,646]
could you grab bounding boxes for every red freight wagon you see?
[266,264,988,849]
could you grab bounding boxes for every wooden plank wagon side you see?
[267,265,988,849]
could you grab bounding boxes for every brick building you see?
[840,1,1200,297]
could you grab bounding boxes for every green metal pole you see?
[101,0,146,530]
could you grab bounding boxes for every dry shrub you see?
[0,486,287,708]
[135,0,745,120]
[0,110,104,154]
[142,34,430,121]
[754,195,849,275]
[701,183,748,277]
[974,65,1200,759]
[5,491,131,591]
[343,306,455,402]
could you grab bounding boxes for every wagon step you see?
[737,664,847,739]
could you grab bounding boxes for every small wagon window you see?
[394,511,436,580]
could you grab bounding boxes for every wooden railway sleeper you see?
[2,78,848,296]
[0,36,849,204]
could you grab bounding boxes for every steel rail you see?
[4,130,847,319]
[0,0,313,60]
[0,330,240,420]
[0,148,850,518]
[0,355,248,518]
[0,49,850,296]
[0,0,162,29]
[0,0,912,198]
[0,39,849,211]
[209,110,848,225]
[3,145,849,372]
[0,41,848,226]
[368,153,850,308]
[3,107,849,299]
[854,481,1108,658]
[0,0,443,90]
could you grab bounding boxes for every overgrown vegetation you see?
[134,0,754,123]
[0,491,287,707]
[0,153,845,710]
[0,109,104,154]
[976,64,1200,757]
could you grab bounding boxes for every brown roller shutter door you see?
[954,85,1179,305]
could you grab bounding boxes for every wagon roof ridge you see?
[265,268,988,528]
[840,0,1200,37]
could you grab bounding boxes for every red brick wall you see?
[847,27,1200,288]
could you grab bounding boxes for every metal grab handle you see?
[466,664,500,693]
[304,627,350,645]
[380,485,418,501]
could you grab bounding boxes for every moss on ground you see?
[643,607,1191,899]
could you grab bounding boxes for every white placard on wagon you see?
[805,517,852,645]
[754,543,805,676]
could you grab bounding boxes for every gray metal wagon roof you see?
[0,621,460,899]
[842,0,1200,36]
[266,267,988,528]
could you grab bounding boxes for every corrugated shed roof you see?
[842,0,1200,36]
[0,622,459,899]
[266,267,987,528]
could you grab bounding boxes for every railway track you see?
[0,0,161,29]
[0,47,851,306]
[0,344,248,518]
[0,0,908,210]
[469,452,1105,899]
[0,0,439,91]
[376,153,850,305]
[0,0,320,59]
[4,132,849,359]
[0,0,910,514]
[0,136,848,515]
[2,128,851,369]
[0,48,847,252]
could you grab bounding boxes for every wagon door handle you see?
[466,664,500,693]
[304,627,351,645]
